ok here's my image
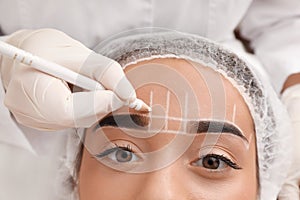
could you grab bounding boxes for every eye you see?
[95,145,140,163]
[192,154,241,170]
[108,147,139,163]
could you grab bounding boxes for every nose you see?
[134,163,190,200]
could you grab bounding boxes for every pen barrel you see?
[0,41,104,91]
[31,56,105,90]
[0,40,35,65]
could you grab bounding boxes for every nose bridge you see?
[135,163,187,200]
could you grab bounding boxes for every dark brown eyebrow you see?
[187,120,248,142]
[95,114,150,130]
[94,114,248,143]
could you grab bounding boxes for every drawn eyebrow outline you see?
[94,114,248,143]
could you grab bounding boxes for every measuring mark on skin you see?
[245,133,252,150]
[150,115,203,121]
[164,90,170,130]
[182,93,189,133]
[232,104,237,123]
[142,129,189,135]
[148,90,153,132]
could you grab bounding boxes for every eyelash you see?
[95,144,133,158]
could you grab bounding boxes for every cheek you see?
[78,148,143,200]
[184,140,258,200]
[213,138,257,200]
[187,167,257,199]
[240,135,258,199]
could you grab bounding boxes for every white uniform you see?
[1,0,300,91]
[0,0,299,199]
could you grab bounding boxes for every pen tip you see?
[139,102,152,112]
[129,99,151,112]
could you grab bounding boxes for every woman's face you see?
[78,58,257,199]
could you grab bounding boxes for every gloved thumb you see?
[70,90,124,128]
[4,70,124,130]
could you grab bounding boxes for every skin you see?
[78,58,257,200]
[282,73,300,92]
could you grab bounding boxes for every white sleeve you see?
[0,58,34,152]
[0,32,35,152]
[0,35,9,41]
[238,0,300,94]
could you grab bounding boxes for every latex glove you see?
[278,84,300,200]
[0,29,136,130]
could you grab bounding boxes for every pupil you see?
[121,152,127,158]
[116,149,132,162]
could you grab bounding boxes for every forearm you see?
[279,72,300,199]
[238,0,300,94]
[282,73,300,93]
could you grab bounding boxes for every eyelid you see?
[94,140,143,159]
[188,138,250,172]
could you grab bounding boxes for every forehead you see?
[114,58,255,140]
[126,59,247,111]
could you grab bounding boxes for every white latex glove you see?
[278,84,300,200]
[0,29,136,130]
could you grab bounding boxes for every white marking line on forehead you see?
[183,93,189,133]
[148,90,153,132]
[164,90,171,130]
[137,129,187,134]
[150,115,243,123]
[143,115,248,144]
[232,104,237,123]
[245,132,252,150]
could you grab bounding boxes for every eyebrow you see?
[94,114,248,143]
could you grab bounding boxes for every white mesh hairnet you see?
[61,30,292,200]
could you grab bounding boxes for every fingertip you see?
[142,102,152,112]
[128,99,151,113]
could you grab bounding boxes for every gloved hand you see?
[278,84,300,200]
[0,29,136,130]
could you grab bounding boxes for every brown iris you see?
[202,156,220,169]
